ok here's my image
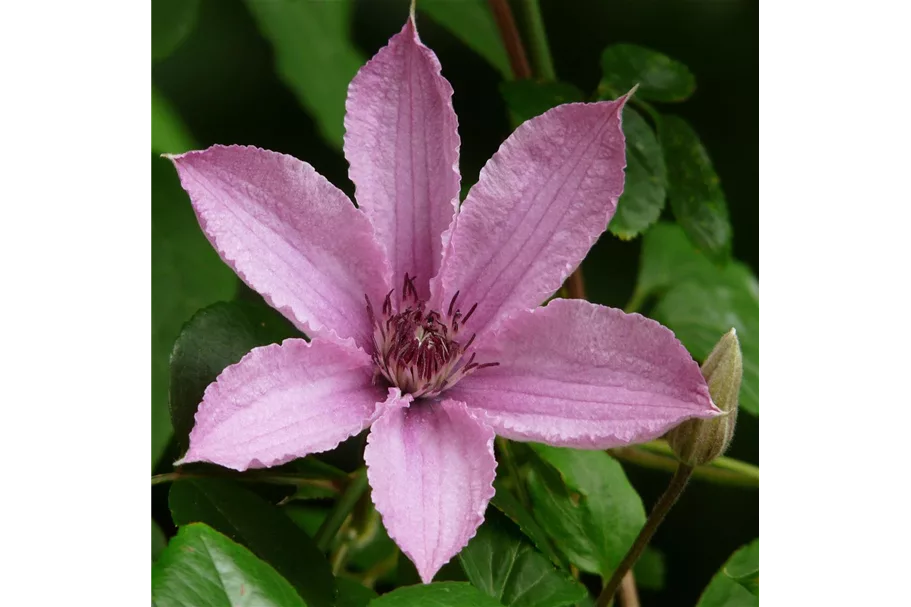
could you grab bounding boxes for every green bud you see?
[667,328,742,466]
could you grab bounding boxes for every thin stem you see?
[488,0,532,79]
[314,468,369,552]
[637,440,760,480]
[150,470,341,493]
[609,445,758,488]
[618,571,641,607]
[496,437,530,508]
[519,0,556,80]
[566,268,586,299]
[624,288,648,314]
[595,464,694,607]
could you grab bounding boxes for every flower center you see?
[365,275,498,398]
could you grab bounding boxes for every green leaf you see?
[152,523,305,607]
[500,80,584,128]
[635,223,754,299]
[726,568,759,597]
[152,519,168,561]
[152,157,238,468]
[368,582,504,607]
[696,540,759,606]
[636,223,758,415]
[598,43,695,103]
[170,479,335,607]
[244,0,364,150]
[152,87,195,155]
[660,115,732,261]
[653,281,759,415]
[418,0,512,79]
[152,0,201,63]
[460,507,587,607]
[490,479,568,570]
[169,300,298,454]
[610,107,667,239]
[633,547,666,591]
[525,446,645,576]
[337,578,379,607]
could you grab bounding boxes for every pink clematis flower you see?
[167,15,719,583]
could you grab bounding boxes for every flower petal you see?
[344,17,461,299]
[365,400,496,583]
[178,338,395,471]
[431,99,628,337]
[168,145,391,350]
[448,299,719,449]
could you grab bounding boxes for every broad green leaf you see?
[610,107,667,239]
[726,568,759,597]
[169,300,298,454]
[660,116,732,261]
[460,507,587,607]
[368,582,504,607]
[152,519,168,561]
[337,578,379,607]
[245,0,364,149]
[636,223,758,414]
[490,479,568,570]
[598,43,695,103]
[152,86,195,155]
[635,223,755,299]
[418,0,512,79]
[696,540,759,607]
[152,523,305,607]
[633,547,666,591]
[152,157,237,468]
[170,479,335,607]
[500,80,584,128]
[152,0,201,63]
[525,446,645,576]
[653,281,759,415]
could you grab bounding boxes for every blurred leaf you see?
[460,507,587,607]
[490,479,568,570]
[245,0,364,149]
[152,157,237,468]
[337,578,378,607]
[635,223,755,299]
[726,568,759,597]
[610,107,667,239]
[152,519,168,561]
[152,87,196,155]
[283,502,328,537]
[598,43,695,103]
[418,0,512,79]
[660,116,732,261]
[170,479,335,607]
[347,506,398,581]
[152,0,201,63]
[500,80,584,128]
[653,280,759,415]
[169,300,299,455]
[368,582,504,606]
[638,224,759,415]
[152,523,305,607]
[696,540,759,606]
[525,445,645,576]
[633,547,666,591]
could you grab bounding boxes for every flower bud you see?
[667,328,742,466]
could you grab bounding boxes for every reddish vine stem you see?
[487,0,533,79]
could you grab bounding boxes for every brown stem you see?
[595,464,694,607]
[618,571,640,607]
[487,0,532,79]
[566,267,586,299]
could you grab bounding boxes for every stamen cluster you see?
[366,275,497,398]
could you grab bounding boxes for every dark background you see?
[153,1,758,604]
